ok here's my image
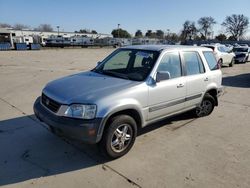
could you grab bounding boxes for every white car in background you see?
[201,44,235,67]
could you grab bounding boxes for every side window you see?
[157,52,182,79]
[203,51,219,70]
[183,52,205,76]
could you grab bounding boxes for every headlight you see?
[64,104,96,119]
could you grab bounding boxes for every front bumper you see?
[235,55,246,63]
[33,97,102,144]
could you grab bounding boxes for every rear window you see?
[203,46,215,51]
[203,51,218,70]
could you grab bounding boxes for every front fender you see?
[95,98,145,143]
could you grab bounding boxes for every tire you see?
[229,58,235,67]
[218,59,223,68]
[244,56,248,63]
[99,115,137,159]
[195,94,215,117]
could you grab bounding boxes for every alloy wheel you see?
[111,124,132,153]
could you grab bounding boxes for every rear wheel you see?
[99,115,137,159]
[195,94,215,117]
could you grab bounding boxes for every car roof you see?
[234,46,249,49]
[121,45,210,52]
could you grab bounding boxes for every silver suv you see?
[34,45,223,158]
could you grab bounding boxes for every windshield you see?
[92,49,159,81]
[233,48,248,52]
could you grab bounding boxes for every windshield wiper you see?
[102,70,130,80]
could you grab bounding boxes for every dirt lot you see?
[0,48,250,188]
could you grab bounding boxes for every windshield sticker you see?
[136,51,150,58]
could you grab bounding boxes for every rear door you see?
[148,51,186,120]
[181,51,207,108]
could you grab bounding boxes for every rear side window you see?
[183,52,205,76]
[203,51,219,70]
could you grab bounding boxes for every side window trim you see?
[196,52,206,73]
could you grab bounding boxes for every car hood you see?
[43,71,139,104]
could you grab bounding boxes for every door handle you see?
[204,77,209,81]
[177,83,184,88]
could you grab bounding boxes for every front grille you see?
[236,54,245,58]
[41,93,61,113]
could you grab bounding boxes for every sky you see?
[0,0,250,36]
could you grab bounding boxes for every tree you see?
[75,29,98,34]
[166,33,180,43]
[215,34,227,41]
[13,23,30,30]
[0,23,11,28]
[79,29,88,33]
[227,35,237,41]
[111,29,131,38]
[181,21,197,41]
[145,30,153,38]
[34,24,53,32]
[222,14,249,40]
[198,16,216,39]
[156,30,164,39]
[135,30,143,37]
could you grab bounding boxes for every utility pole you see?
[117,24,120,38]
[57,26,60,36]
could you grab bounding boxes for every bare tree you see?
[0,23,12,28]
[34,24,53,32]
[222,14,249,40]
[181,21,197,41]
[198,16,216,39]
[13,23,30,30]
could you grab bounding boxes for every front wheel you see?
[218,59,223,68]
[99,115,137,159]
[229,58,235,67]
[195,94,215,117]
[244,56,248,63]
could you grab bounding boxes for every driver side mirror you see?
[156,71,170,82]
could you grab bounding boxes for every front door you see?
[148,51,186,120]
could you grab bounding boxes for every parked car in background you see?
[233,47,250,63]
[34,45,223,158]
[239,44,249,47]
[201,44,235,67]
